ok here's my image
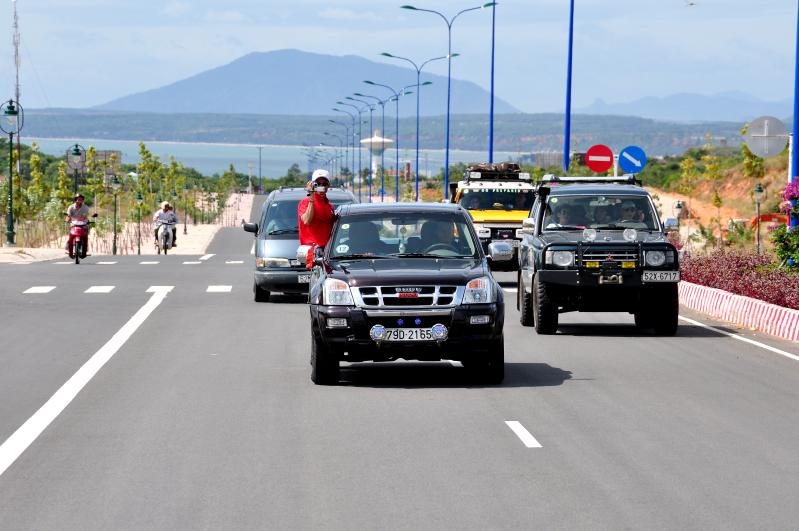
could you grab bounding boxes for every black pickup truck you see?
[517,176,680,335]
[305,202,514,385]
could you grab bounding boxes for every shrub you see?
[681,249,799,310]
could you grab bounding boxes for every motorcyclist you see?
[153,201,179,248]
[65,193,90,257]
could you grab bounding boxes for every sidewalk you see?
[0,193,253,263]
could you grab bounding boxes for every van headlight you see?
[323,278,355,306]
[644,250,666,267]
[463,276,495,304]
[545,250,574,267]
[256,257,291,268]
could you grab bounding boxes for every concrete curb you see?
[679,281,799,342]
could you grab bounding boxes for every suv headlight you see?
[545,250,574,267]
[323,278,355,306]
[256,257,291,268]
[644,250,666,267]
[463,275,495,304]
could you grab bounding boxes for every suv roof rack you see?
[465,162,531,182]
[540,174,641,186]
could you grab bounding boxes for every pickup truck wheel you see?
[464,338,504,384]
[254,283,271,303]
[533,274,558,335]
[311,330,339,385]
[652,284,679,336]
[518,272,534,327]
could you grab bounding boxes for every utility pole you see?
[12,0,22,175]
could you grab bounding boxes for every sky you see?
[0,0,794,114]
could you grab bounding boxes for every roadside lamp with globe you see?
[136,191,143,255]
[673,200,684,229]
[68,144,86,195]
[111,175,121,255]
[754,183,765,255]
[1,99,23,246]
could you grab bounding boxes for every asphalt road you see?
[2,197,799,530]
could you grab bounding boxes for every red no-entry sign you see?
[585,144,613,173]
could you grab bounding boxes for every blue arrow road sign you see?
[618,145,647,174]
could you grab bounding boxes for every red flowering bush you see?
[681,249,799,310]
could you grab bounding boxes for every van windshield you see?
[260,197,353,235]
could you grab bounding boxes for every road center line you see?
[85,286,114,294]
[505,421,543,448]
[199,254,215,261]
[679,316,799,362]
[0,286,173,478]
[182,261,202,265]
[23,286,55,294]
[207,285,232,293]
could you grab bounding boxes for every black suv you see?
[306,202,514,385]
[517,176,680,335]
[243,187,355,301]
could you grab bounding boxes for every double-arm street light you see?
[364,80,409,202]
[356,92,389,201]
[337,101,365,201]
[68,143,86,195]
[110,175,121,255]
[381,52,446,201]
[347,96,376,202]
[333,108,357,192]
[1,99,22,246]
[401,2,496,200]
[323,132,344,184]
[328,119,351,190]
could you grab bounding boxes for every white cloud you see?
[162,1,191,17]
[318,8,381,22]
[204,10,245,24]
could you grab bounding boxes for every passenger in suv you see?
[243,186,355,302]
[306,202,514,385]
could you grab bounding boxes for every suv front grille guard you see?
[577,243,641,268]
[352,285,463,308]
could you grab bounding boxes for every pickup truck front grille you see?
[354,285,460,307]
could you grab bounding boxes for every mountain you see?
[95,49,519,117]
[578,91,792,123]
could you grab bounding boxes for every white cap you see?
[311,169,330,183]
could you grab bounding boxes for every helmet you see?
[161,201,171,209]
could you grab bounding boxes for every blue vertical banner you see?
[792,0,799,227]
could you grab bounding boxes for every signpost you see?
[618,145,648,174]
[585,144,613,173]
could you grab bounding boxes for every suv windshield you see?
[459,189,535,211]
[329,212,479,259]
[543,194,659,231]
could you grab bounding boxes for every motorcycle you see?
[67,213,97,264]
[156,221,175,255]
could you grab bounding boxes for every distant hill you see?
[95,49,519,117]
[23,109,745,156]
[578,91,792,123]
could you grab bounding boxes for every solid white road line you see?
[504,288,518,293]
[54,261,72,265]
[225,260,244,264]
[0,286,173,478]
[97,261,117,265]
[182,261,202,265]
[206,285,232,293]
[85,286,115,294]
[140,261,159,265]
[505,421,543,448]
[199,254,215,261]
[23,286,55,294]
[679,316,799,362]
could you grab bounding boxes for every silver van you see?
[243,187,356,302]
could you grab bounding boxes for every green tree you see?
[25,143,49,217]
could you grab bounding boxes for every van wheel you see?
[311,330,338,385]
[254,283,270,303]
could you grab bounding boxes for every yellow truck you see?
[450,162,535,271]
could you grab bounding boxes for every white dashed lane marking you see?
[24,286,55,294]
[505,421,542,448]
[199,254,215,261]
[85,286,115,294]
[183,261,202,265]
[226,260,244,264]
[503,287,518,293]
[206,285,233,293]
[140,261,159,265]
[97,261,117,265]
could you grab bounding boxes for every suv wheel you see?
[311,329,339,385]
[518,272,533,327]
[254,282,270,303]
[652,284,679,336]
[533,274,558,335]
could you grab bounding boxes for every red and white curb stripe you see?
[679,281,799,342]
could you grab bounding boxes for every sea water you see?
[26,137,520,179]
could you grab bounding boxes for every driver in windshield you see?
[554,205,574,226]
[420,220,454,249]
[347,222,389,255]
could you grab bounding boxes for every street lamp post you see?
[136,191,143,255]
[183,184,188,235]
[337,101,365,202]
[357,92,390,201]
[257,146,263,193]
[401,2,496,200]
[673,200,684,230]
[348,96,376,202]
[563,0,575,172]
[333,108,357,192]
[364,81,407,202]
[488,2,497,163]
[754,183,765,255]
[381,52,446,201]
[68,144,86,195]
[323,132,344,182]
[0,99,23,246]
[328,120,350,190]
[111,175,121,255]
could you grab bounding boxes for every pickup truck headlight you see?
[323,278,355,306]
[463,275,495,304]
[644,250,666,267]
[256,257,291,268]
[545,250,574,267]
